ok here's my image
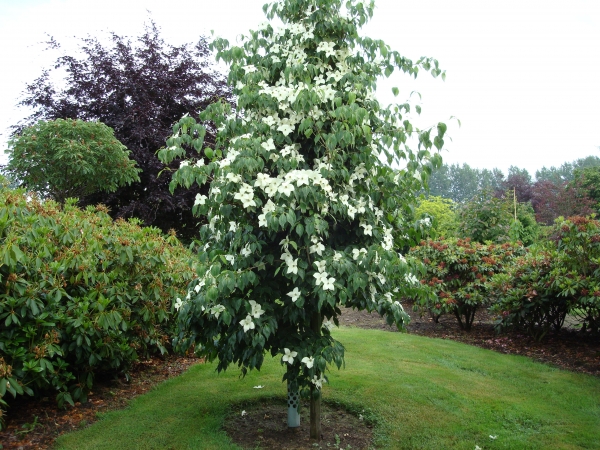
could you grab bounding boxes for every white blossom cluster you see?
[239,300,266,332]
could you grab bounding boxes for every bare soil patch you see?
[224,398,373,450]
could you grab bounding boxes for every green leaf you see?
[392,87,399,96]
[11,245,24,263]
[279,214,287,228]
[206,287,219,302]
[221,310,232,326]
[287,210,296,225]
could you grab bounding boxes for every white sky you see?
[1,0,599,177]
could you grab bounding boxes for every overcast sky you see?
[1,0,599,177]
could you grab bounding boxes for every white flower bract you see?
[249,300,265,318]
[240,315,255,332]
[174,298,183,310]
[301,356,314,368]
[311,374,326,389]
[287,287,301,302]
[282,348,297,364]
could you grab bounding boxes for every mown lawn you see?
[55,327,600,449]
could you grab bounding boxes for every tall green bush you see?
[0,184,194,426]
[415,196,458,238]
[458,189,539,245]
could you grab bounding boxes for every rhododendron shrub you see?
[490,247,566,340]
[159,0,446,438]
[410,238,524,330]
[492,216,600,339]
[0,184,194,428]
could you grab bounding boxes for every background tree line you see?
[425,156,600,230]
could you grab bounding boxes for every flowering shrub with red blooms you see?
[491,215,600,339]
[409,238,524,330]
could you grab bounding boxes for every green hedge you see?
[0,185,194,425]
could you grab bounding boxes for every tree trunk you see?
[310,384,321,440]
[310,312,322,440]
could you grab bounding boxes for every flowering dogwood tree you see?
[159,0,446,439]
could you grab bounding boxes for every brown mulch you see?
[1,303,599,449]
[223,398,373,450]
[0,356,200,450]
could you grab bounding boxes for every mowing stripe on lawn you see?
[55,327,600,450]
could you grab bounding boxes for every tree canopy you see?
[15,21,232,240]
[531,179,595,225]
[4,119,140,203]
[535,156,600,184]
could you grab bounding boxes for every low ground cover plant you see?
[0,184,194,426]
[491,215,600,339]
[409,238,524,330]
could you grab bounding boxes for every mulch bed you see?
[1,303,599,449]
[223,398,373,450]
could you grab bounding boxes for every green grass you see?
[54,327,600,449]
